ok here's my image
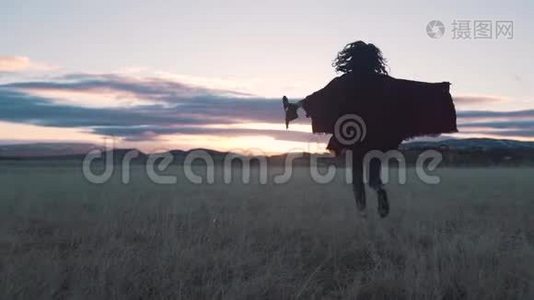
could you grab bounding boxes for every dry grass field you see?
[0,162,533,299]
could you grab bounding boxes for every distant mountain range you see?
[399,138,534,151]
[1,138,534,166]
[0,143,99,158]
[1,138,533,157]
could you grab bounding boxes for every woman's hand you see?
[283,96,299,129]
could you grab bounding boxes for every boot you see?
[376,188,389,218]
[353,186,366,213]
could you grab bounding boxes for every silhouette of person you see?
[283,41,457,218]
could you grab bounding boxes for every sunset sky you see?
[1,0,533,154]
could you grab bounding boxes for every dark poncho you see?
[300,72,458,155]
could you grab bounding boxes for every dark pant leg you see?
[352,157,366,211]
[367,157,389,217]
[368,158,383,191]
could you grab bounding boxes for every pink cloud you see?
[0,56,56,72]
[453,95,507,105]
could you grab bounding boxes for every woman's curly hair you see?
[332,41,388,75]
